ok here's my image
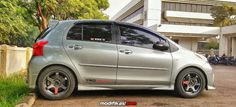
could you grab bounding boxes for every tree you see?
[204,39,219,49]
[0,0,35,46]
[0,0,109,46]
[211,4,236,27]
[25,0,109,32]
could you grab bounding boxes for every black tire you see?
[175,68,206,98]
[37,66,76,100]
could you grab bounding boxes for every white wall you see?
[111,0,142,21]
[232,37,236,56]
[0,45,32,76]
[125,13,143,23]
[178,38,198,52]
[158,24,220,35]
[222,24,236,34]
[165,10,213,20]
[143,0,162,27]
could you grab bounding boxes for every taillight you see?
[33,41,48,56]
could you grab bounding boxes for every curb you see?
[15,93,37,107]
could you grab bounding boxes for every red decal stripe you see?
[95,80,112,83]
[126,101,137,106]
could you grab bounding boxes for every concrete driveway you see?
[33,65,236,107]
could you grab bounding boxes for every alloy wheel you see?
[182,73,202,95]
[42,71,70,96]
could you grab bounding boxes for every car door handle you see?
[68,44,82,50]
[74,45,83,50]
[120,49,132,54]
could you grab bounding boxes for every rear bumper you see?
[27,57,48,89]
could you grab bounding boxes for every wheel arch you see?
[36,64,78,89]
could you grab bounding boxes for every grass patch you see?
[0,73,30,107]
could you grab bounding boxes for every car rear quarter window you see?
[67,25,82,40]
[67,23,112,43]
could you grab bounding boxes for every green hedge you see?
[0,74,29,107]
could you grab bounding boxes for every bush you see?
[0,73,29,107]
[204,39,219,49]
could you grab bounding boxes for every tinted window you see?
[83,24,112,43]
[67,24,112,43]
[119,26,166,49]
[67,25,82,40]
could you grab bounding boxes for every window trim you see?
[66,22,116,44]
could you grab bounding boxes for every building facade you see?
[112,0,236,56]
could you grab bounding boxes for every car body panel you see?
[167,39,215,90]
[28,21,82,88]
[116,44,173,85]
[63,41,118,85]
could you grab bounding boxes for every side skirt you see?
[77,84,174,91]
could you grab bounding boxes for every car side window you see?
[67,24,82,40]
[83,24,112,43]
[67,23,112,43]
[119,25,166,49]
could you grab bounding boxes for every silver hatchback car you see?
[28,20,215,100]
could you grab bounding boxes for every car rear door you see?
[116,24,173,85]
[63,22,117,85]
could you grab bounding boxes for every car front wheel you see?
[37,66,76,100]
[175,68,206,98]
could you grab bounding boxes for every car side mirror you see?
[153,42,169,51]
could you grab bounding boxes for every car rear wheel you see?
[37,66,75,100]
[175,68,206,98]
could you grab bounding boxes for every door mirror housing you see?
[153,42,169,51]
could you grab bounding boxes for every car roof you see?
[56,19,167,39]
[58,19,143,28]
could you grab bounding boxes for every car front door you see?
[116,24,173,85]
[63,22,117,85]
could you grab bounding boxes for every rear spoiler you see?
[49,20,59,28]
[34,20,59,42]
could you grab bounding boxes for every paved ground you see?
[33,65,236,107]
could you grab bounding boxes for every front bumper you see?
[202,62,215,90]
[208,86,216,90]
